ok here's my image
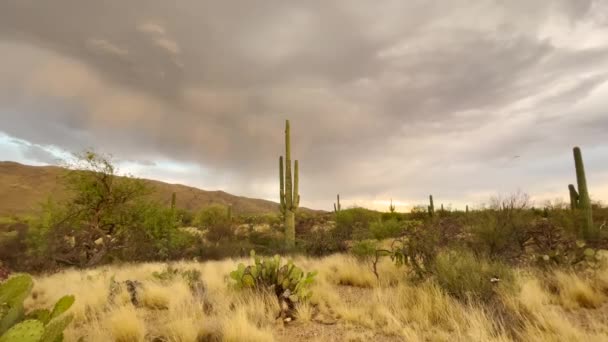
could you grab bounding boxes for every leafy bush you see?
[369,219,402,240]
[468,208,533,260]
[0,274,74,341]
[135,202,189,259]
[387,220,437,279]
[334,207,381,241]
[300,229,347,256]
[433,250,516,303]
[194,204,234,243]
[229,251,317,304]
[351,240,378,260]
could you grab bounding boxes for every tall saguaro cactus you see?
[334,194,341,213]
[571,147,595,240]
[279,120,299,248]
[171,192,176,210]
[428,195,435,217]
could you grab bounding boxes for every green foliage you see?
[386,220,437,278]
[135,202,188,259]
[334,207,381,241]
[229,251,317,303]
[279,120,300,248]
[350,240,378,260]
[194,204,234,243]
[468,193,534,259]
[369,219,403,240]
[0,274,74,341]
[301,228,348,256]
[433,250,516,303]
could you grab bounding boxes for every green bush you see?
[300,228,348,256]
[433,250,516,303]
[334,207,381,241]
[194,204,234,243]
[350,240,378,260]
[468,208,532,259]
[370,219,403,240]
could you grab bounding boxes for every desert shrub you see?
[248,231,284,254]
[369,219,398,240]
[0,222,28,272]
[127,202,193,260]
[387,220,438,279]
[175,208,194,226]
[433,249,516,303]
[351,240,378,259]
[334,207,381,241]
[408,205,430,221]
[300,228,348,256]
[199,240,254,260]
[0,274,75,341]
[194,204,234,243]
[468,193,534,260]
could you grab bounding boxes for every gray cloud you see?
[0,0,608,209]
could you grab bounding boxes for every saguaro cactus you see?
[279,120,299,248]
[428,195,435,217]
[171,192,176,210]
[568,184,579,210]
[466,205,469,214]
[334,194,341,213]
[571,147,595,240]
[389,199,396,213]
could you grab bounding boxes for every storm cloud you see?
[1,0,607,210]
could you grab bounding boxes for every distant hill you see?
[0,161,315,217]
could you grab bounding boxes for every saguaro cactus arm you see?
[568,184,579,210]
[279,156,285,213]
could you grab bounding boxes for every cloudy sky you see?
[1,0,608,211]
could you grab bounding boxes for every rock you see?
[94,237,104,245]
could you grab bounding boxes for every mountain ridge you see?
[0,161,318,216]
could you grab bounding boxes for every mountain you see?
[0,161,310,217]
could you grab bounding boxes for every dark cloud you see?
[0,0,607,209]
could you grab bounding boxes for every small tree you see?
[33,150,149,267]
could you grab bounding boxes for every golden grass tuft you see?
[108,305,147,342]
[555,271,605,309]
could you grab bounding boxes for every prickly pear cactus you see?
[25,309,50,325]
[50,295,75,320]
[229,250,317,304]
[0,275,32,335]
[0,320,44,342]
[41,313,73,342]
[0,275,33,306]
[0,274,75,341]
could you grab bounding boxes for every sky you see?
[1,0,608,211]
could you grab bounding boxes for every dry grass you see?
[22,254,608,341]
